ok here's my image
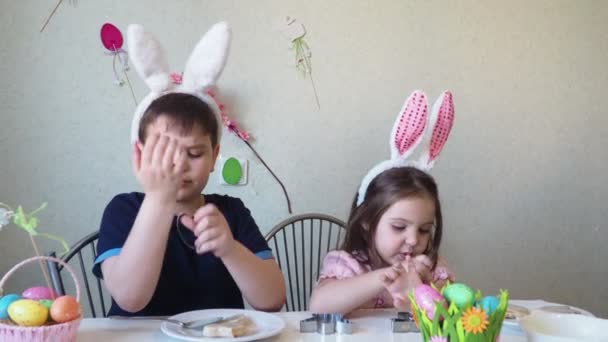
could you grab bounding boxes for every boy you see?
[93,93,286,316]
[92,22,285,316]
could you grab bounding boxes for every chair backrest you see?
[46,231,110,317]
[265,213,346,311]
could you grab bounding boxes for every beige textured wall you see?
[1,0,607,317]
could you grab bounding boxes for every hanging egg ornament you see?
[443,283,475,310]
[100,23,124,51]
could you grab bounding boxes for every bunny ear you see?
[180,22,231,93]
[418,91,454,168]
[127,24,173,93]
[390,91,428,160]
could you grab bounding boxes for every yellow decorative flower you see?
[461,307,489,334]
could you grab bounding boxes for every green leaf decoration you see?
[2,202,70,255]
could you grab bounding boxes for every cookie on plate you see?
[505,304,530,320]
[202,315,254,338]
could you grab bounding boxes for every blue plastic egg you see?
[0,294,21,320]
[478,296,499,315]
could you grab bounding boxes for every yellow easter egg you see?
[7,299,49,327]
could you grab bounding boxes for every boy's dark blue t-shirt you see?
[92,192,273,316]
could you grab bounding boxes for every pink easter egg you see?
[22,286,58,301]
[413,284,447,320]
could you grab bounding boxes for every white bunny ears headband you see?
[127,22,231,143]
[356,90,455,206]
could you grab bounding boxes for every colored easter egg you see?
[7,299,48,326]
[0,294,21,320]
[478,296,500,315]
[22,286,58,300]
[39,299,53,310]
[413,284,447,320]
[443,283,475,310]
[50,296,80,323]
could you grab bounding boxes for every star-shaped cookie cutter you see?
[300,313,354,335]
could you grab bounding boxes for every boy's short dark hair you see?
[138,93,219,146]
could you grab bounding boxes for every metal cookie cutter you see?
[391,311,419,333]
[300,313,354,335]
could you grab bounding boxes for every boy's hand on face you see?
[132,134,187,202]
[185,204,236,258]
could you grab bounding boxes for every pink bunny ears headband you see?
[127,22,231,143]
[356,90,455,206]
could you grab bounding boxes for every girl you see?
[310,90,455,314]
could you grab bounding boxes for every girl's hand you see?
[381,261,422,310]
[411,254,433,284]
[431,257,455,290]
[380,263,404,288]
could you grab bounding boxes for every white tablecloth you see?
[77,305,540,341]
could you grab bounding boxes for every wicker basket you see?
[0,256,82,342]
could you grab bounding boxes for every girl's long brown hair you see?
[342,167,443,269]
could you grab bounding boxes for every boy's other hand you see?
[188,204,236,258]
[132,134,187,202]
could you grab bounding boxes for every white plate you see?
[160,309,286,342]
[503,301,593,328]
[519,312,608,341]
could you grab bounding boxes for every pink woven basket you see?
[0,256,82,342]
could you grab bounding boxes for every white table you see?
[77,308,529,341]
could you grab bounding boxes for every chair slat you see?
[264,213,346,311]
[291,223,301,311]
[46,252,66,296]
[91,243,107,315]
[308,219,314,299]
[78,251,96,318]
[326,223,333,258]
[300,220,306,309]
[281,229,294,311]
[316,220,323,278]
[46,231,109,317]
[272,238,283,271]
